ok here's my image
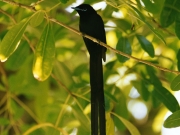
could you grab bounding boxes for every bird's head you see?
[72,4,96,17]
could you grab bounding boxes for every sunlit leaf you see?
[175,14,180,39]
[30,11,44,27]
[164,110,180,128]
[0,19,29,62]
[106,113,115,135]
[111,112,141,135]
[171,75,180,91]
[136,35,154,57]
[116,37,131,63]
[33,22,55,81]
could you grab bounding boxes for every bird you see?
[72,4,107,135]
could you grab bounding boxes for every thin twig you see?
[11,95,41,124]
[30,0,44,7]
[51,74,76,97]
[1,0,36,12]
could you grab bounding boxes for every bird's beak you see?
[71,7,87,12]
[71,7,79,11]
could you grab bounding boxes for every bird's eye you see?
[82,8,87,11]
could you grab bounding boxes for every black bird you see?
[72,4,107,135]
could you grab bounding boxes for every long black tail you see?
[90,54,106,135]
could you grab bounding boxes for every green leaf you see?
[0,117,10,126]
[152,86,180,112]
[136,35,154,57]
[111,112,141,135]
[116,37,131,63]
[175,13,180,40]
[151,94,161,108]
[160,0,179,27]
[139,0,164,14]
[72,103,90,131]
[5,41,30,70]
[105,60,116,70]
[73,63,87,76]
[164,110,180,128]
[53,61,74,88]
[33,22,55,81]
[30,11,44,27]
[171,75,180,91]
[106,113,115,135]
[131,80,150,101]
[104,90,118,103]
[177,49,180,71]
[59,0,69,4]
[146,67,180,112]
[113,87,129,131]
[130,5,166,44]
[146,66,162,86]
[0,19,29,62]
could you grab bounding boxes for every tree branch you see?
[1,0,180,75]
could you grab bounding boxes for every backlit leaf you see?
[0,19,29,62]
[111,112,141,135]
[30,11,44,27]
[106,113,115,135]
[33,22,55,81]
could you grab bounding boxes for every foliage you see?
[0,0,180,135]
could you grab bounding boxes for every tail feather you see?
[90,55,106,135]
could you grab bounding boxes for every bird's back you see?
[79,13,106,61]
